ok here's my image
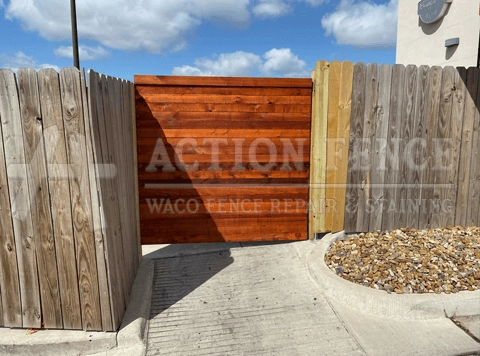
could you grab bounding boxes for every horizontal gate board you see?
[135,75,312,244]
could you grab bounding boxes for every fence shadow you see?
[136,92,225,244]
[146,246,234,319]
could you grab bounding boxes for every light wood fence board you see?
[88,71,122,329]
[413,65,432,229]
[100,74,127,326]
[418,66,443,229]
[81,70,113,331]
[344,62,366,232]
[357,63,378,232]
[468,69,480,227]
[325,61,341,232]
[396,65,418,229]
[0,73,22,327]
[431,67,455,228]
[309,61,329,237]
[331,61,354,232]
[59,68,102,330]
[108,77,130,305]
[0,69,41,328]
[369,64,392,231]
[379,64,406,231]
[17,68,63,328]
[38,68,83,329]
[456,67,478,226]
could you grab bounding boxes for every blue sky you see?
[0,0,398,81]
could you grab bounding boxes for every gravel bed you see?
[325,226,480,294]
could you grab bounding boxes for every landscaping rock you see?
[324,226,480,294]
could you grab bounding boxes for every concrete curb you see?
[113,258,154,355]
[307,231,480,320]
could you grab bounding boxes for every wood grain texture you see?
[38,68,83,330]
[344,62,366,233]
[17,68,63,329]
[356,63,378,232]
[325,61,341,232]
[368,64,392,232]
[412,66,431,230]
[331,61,354,232]
[0,73,22,327]
[398,65,419,229]
[431,67,464,228]
[135,75,312,87]
[455,67,477,227]
[59,68,102,331]
[467,68,480,227]
[136,75,311,243]
[381,64,406,232]
[0,69,41,328]
[309,61,329,237]
[89,71,125,329]
[81,70,113,331]
[418,66,443,229]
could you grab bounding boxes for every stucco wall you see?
[396,0,480,67]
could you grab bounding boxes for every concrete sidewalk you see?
[0,238,479,355]
[143,240,480,356]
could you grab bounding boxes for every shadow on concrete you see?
[143,240,296,319]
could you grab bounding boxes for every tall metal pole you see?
[70,0,80,69]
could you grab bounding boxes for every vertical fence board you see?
[309,61,329,237]
[59,68,102,330]
[0,72,22,327]
[344,63,366,233]
[446,68,467,225]
[418,66,443,229]
[369,64,392,231]
[331,61,354,232]
[130,82,142,264]
[413,66,432,230]
[38,68,83,329]
[357,63,378,232]
[431,67,457,228]
[397,65,418,229]
[88,71,123,329]
[381,64,406,231]
[122,80,139,284]
[17,68,63,328]
[109,78,130,305]
[81,70,113,331]
[468,69,480,227]
[325,61,342,232]
[0,69,41,328]
[100,74,126,327]
[455,67,477,226]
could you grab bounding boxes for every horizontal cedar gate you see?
[135,76,312,244]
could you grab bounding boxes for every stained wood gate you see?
[135,76,312,244]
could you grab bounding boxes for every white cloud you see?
[173,51,263,76]
[253,0,291,17]
[173,48,310,77]
[0,52,60,72]
[4,0,251,54]
[54,45,110,61]
[260,48,309,77]
[321,0,398,48]
[252,0,325,18]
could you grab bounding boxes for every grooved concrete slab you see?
[329,299,480,356]
[146,243,364,355]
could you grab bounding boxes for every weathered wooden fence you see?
[309,61,480,236]
[135,76,312,244]
[0,67,140,331]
